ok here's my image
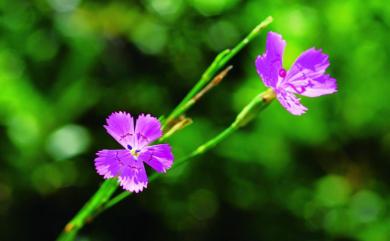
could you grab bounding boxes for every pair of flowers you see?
[95,32,337,192]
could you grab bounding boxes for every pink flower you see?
[95,112,173,193]
[256,32,337,115]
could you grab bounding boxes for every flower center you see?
[279,68,286,78]
[127,145,140,157]
[131,149,140,157]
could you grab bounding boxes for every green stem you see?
[163,16,273,127]
[56,178,119,241]
[56,16,273,240]
[57,88,274,241]
[100,88,275,213]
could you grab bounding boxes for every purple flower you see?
[256,32,337,115]
[94,112,173,193]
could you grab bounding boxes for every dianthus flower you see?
[256,32,337,115]
[95,112,173,192]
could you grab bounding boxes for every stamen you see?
[130,149,141,158]
[127,145,132,150]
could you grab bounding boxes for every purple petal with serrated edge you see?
[282,48,337,97]
[104,112,135,149]
[299,74,337,97]
[118,157,148,193]
[95,149,131,179]
[134,114,162,148]
[255,32,286,88]
[138,144,173,173]
[276,90,307,115]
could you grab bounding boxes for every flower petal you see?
[276,90,307,115]
[95,149,148,192]
[283,48,337,97]
[104,112,135,149]
[255,32,286,88]
[299,74,337,97]
[118,158,148,193]
[94,149,131,179]
[138,144,173,173]
[134,114,162,148]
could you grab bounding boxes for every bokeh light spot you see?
[349,190,384,224]
[189,0,239,16]
[147,0,184,19]
[26,30,59,61]
[315,175,351,207]
[131,20,167,55]
[7,114,40,147]
[206,20,239,51]
[48,0,81,12]
[32,162,78,194]
[46,124,90,161]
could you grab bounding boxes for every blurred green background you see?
[1,0,390,240]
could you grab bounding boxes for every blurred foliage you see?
[0,0,389,240]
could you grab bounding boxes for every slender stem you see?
[179,65,233,114]
[162,65,232,137]
[160,116,192,141]
[163,16,273,127]
[57,178,119,241]
[56,16,273,240]
[57,88,275,241]
[100,88,276,212]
